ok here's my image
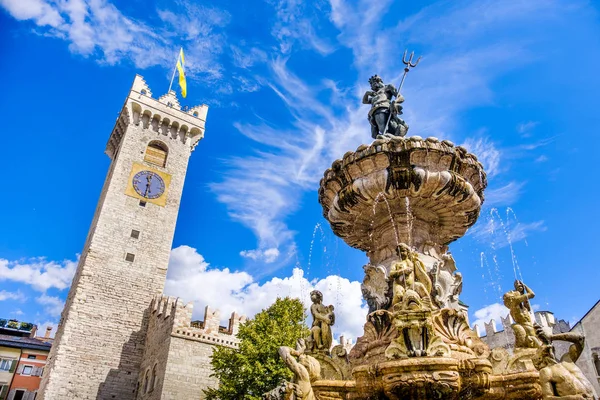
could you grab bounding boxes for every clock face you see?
[133,170,165,199]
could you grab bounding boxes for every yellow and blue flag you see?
[175,48,187,98]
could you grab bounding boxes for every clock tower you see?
[39,75,208,400]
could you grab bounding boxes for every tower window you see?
[139,200,146,207]
[144,141,168,167]
[131,230,140,239]
[125,253,135,262]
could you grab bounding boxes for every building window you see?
[139,200,147,207]
[125,253,135,262]
[143,369,150,393]
[0,359,11,371]
[150,363,157,392]
[27,355,36,359]
[131,230,140,239]
[13,390,25,400]
[22,365,33,375]
[593,352,600,376]
[0,384,8,399]
[144,141,168,167]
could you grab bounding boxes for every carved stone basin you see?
[318,136,487,266]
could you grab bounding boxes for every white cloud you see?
[485,181,525,207]
[11,309,24,316]
[517,121,539,136]
[0,0,230,78]
[462,137,502,178]
[35,320,58,339]
[36,294,65,318]
[240,248,281,263]
[471,302,510,334]
[0,257,77,292]
[268,0,335,55]
[535,155,548,163]
[0,290,26,301]
[164,246,368,340]
[0,0,63,27]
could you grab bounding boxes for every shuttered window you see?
[144,141,168,167]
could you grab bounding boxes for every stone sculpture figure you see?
[389,244,432,308]
[361,264,390,313]
[533,326,598,400]
[431,253,463,310]
[362,75,408,139]
[278,339,321,400]
[309,290,335,352]
[503,280,542,348]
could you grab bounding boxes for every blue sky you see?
[0,0,599,340]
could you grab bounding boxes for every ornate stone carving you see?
[433,309,490,360]
[503,280,541,349]
[278,339,321,400]
[361,264,390,313]
[385,294,450,359]
[318,136,486,267]
[307,290,335,353]
[389,244,433,310]
[349,309,397,365]
[533,326,598,399]
[431,253,463,311]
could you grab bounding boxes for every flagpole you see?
[167,47,181,93]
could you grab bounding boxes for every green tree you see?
[204,297,309,400]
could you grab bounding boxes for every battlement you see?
[149,295,246,348]
[105,74,208,158]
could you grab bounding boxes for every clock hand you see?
[144,175,152,197]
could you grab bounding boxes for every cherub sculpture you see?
[308,290,335,352]
[362,75,408,139]
[533,326,598,399]
[503,280,541,348]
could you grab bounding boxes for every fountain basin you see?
[318,136,487,266]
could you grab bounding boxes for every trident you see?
[382,50,422,135]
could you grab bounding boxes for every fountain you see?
[269,72,598,400]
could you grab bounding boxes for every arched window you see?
[150,363,157,392]
[593,353,600,376]
[144,141,168,167]
[143,369,150,393]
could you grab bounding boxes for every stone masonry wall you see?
[39,76,206,400]
[137,296,245,400]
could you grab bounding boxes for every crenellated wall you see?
[137,296,246,400]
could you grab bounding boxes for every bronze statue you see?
[278,339,321,400]
[533,326,598,399]
[362,75,408,139]
[308,290,334,352]
[389,244,432,308]
[503,280,541,348]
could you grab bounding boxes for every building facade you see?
[0,327,53,400]
[37,75,243,400]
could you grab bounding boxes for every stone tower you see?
[38,75,208,400]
